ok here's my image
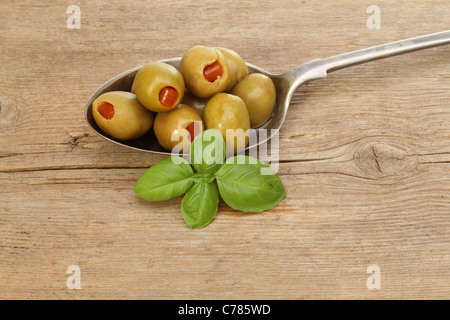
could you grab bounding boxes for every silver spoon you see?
[85,30,450,155]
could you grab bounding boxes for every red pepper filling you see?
[159,86,178,108]
[203,61,223,82]
[97,101,115,120]
[186,122,200,142]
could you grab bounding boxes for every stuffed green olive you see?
[215,47,248,92]
[179,46,230,98]
[133,62,185,113]
[231,73,276,128]
[203,93,250,154]
[92,91,154,140]
[153,104,204,152]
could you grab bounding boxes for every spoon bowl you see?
[85,30,450,155]
[85,58,282,155]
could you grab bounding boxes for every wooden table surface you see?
[1,0,449,300]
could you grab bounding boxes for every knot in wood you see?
[0,94,21,127]
[354,141,412,177]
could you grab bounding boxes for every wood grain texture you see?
[0,0,449,299]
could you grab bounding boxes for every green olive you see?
[203,93,250,154]
[179,46,230,98]
[215,47,248,92]
[133,62,185,113]
[92,91,154,140]
[154,104,204,152]
[231,73,276,128]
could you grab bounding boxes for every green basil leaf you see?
[134,157,194,201]
[190,129,226,175]
[215,155,286,212]
[181,178,219,229]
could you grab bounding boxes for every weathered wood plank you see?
[0,162,449,299]
[0,0,449,299]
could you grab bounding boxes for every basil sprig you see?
[134,129,286,228]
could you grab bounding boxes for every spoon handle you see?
[323,30,450,72]
[289,30,450,87]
